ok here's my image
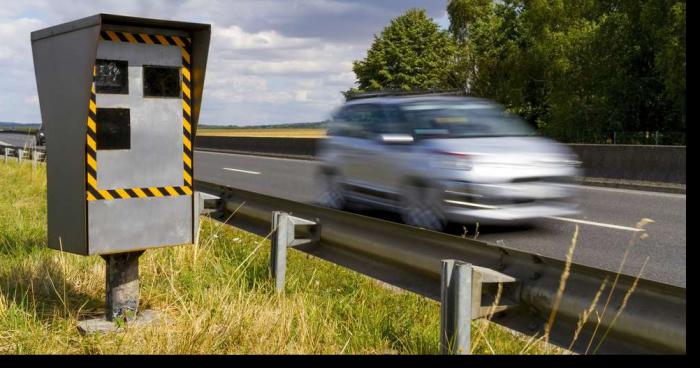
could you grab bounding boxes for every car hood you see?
[420,136,576,159]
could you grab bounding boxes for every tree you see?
[447,0,493,43]
[446,0,686,143]
[350,9,458,93]
[446,0,495,93]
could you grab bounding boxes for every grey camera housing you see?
[32,14,210,255]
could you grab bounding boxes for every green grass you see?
[0,160,557,354]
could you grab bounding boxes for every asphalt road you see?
[0,132,36,147]
[0,132,686,287]
[195,150,686,288]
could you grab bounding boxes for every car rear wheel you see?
[399,182,447,231]
[318,171,346,210]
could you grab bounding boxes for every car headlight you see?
[428,150,477,171]
[431,157,473,170]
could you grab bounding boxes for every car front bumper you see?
[439,179,581,224]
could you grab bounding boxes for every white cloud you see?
[199,21,364,123]
[214,24,315,51]
[0,17,47,123]
[0,0,448,125]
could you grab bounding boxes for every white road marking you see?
[547,216,645,232]
[444,200,643,232]
[222,167,261,175]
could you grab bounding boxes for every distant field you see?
[197,128,327,138]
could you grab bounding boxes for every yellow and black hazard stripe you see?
[179,36,194,188]
[99,30,192,49]
[86,31,194,201]
[87,185,193,201]
[86,67,99,201]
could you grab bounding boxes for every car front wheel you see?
[399,182,447,231]
[318,171,346,210]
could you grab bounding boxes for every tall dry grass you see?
[539,216,653,354]
[1,160,553,354]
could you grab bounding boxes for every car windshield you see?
[400,101,535,138]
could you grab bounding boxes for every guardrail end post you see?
[440,259,472,355]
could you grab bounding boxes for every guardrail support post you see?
[32,150,38,171]
[271,211,290,292]
[17,149,24,164]
[440,259,472,355]
[270,211,320,293]
[3,148,10,163]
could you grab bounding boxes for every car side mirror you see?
[377,134,414,145]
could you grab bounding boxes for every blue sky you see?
[0,0,449,126]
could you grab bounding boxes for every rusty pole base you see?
[77,309,162,334]
[104,251,143,321]
[76,251,162,334]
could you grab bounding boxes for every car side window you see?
[330,104,385,138]
[378,105,409,134]
[328,107,355,137]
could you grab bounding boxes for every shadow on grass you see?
[0,255,104,321]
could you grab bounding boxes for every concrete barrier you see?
[195,136,319,159]
[568,144,685,184]
[193,136,686,185]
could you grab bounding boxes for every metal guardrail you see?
[2,145,46,166]
[195,180,686,354]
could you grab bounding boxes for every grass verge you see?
[0,160,555,354]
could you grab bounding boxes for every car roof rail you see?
[344,88,469,101]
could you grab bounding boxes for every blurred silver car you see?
[316,95,582,231]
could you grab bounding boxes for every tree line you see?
[347,1,686,144]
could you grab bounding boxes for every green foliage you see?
[347,1,685,143]
[446,0,686,142]
[447,0,493,43]
[351,9,458,93]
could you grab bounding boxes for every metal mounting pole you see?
[440,259,473,355]
[270,211,320,293]
[102,251,144,321]
[77,250,160,333]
